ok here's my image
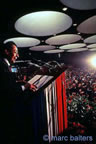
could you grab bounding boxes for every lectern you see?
[25,69,68,144]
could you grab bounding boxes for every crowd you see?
[66,66,96,130]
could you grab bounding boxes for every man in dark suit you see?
[0,41,37,144]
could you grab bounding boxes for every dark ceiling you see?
[0,1,96,67]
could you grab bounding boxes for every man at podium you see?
[0,41,37,144]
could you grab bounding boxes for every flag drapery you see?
[45,72,68,142]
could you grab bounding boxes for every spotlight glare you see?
[90,56,96,67]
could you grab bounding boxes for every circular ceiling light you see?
[29,45,56,51]
[44,49,64,54]
[67,48,88,52]
[59,43,86,50]
[4,37,40,47]
[84,35,96,43]
[60,0,96,10]
[77,16,96,34]
[15,11,72,36]
[45,34,81,45]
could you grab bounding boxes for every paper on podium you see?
[28,75,53,90]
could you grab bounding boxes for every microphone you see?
[32,58,47,65]
[31,58,67,74]
[32,58,54,69]
[14,60,25,63]
[48,61,62,68]
[27,61,41,68]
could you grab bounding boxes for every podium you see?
[28,74,53,90]
[25,71,68,144]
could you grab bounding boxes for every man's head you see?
[1,41,19,64]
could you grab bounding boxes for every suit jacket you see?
[0,56,25,141]
[0,57,23,102]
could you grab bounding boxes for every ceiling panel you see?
[45,34,81,45]
[59,43,86,50]
[67,48,88,52]
[87,43,96,48]
[60,0,96,10]
[77,16,96,34]
[4,37,40,47]
[84,35,96,43]
[15,11,72,36]
[29,45,56,51]
[44,49,64,53]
